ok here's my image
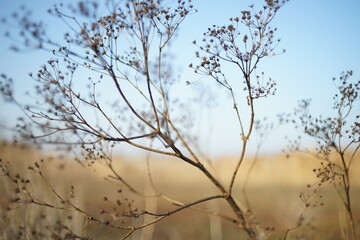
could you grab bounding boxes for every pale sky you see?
[0,0,359,157]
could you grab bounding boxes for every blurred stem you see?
[338,150,356,240]
[228,75,255,196]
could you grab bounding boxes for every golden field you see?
[0,142,359,240]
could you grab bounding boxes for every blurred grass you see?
[0,141,359,239]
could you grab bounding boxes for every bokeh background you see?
[0,1,359,239]
[1,0,359,156]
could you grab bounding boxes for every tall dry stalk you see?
[0,1,288,239]
[289,71,359,240]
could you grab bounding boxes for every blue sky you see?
[0,0,359,156]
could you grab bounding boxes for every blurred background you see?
[0,0,359,156]
[0,1,359,239]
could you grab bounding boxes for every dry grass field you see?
[0,142,359,239]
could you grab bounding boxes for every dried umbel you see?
[191,1,287,100]
[0,1,289,240]
[291,71,359,240]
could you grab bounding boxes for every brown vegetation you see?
[0,0,358,239]
[1,142,359,239]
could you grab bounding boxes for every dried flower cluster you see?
[191,1,287,101]
[0,1,295,240]
[290,71,359,240]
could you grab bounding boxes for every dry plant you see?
[286,71,359,240]
[0,0,289,239]
[0,142,90,240]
